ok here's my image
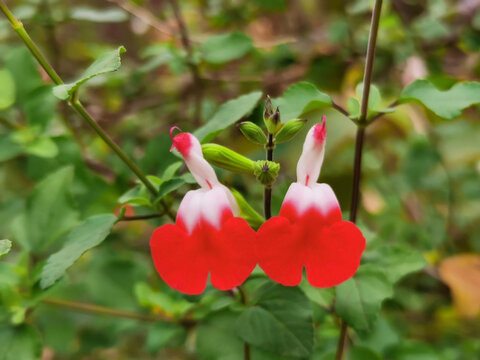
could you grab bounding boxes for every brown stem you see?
[336,1,383,359]
[120,213,163,221]
[168,0,203,125]
[238,285,251,360]
[358,0,383,125]
[332,101,350,117]
[264,133,274,220]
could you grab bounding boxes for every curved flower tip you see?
[170,126,195,157]
[313,115,327,145]
[256,120,366,288]
[151,129,255,295]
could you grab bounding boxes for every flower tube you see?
[256,117,366,287]
[150,128,256,295]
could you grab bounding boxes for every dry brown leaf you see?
[438,254,480,318]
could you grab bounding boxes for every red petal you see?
[256,209,365,288]
[256,216,304,286]
[150,216,256,294]
[150,224,208,295]
[305,221,365,287]
[280,203,342,226]
[209,217,257,290]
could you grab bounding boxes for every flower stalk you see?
[335,0,383,359]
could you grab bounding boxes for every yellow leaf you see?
[438,254,480,318]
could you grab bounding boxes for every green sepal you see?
[274,118,307,143]
[238,121,267,145]
[253,160,280,186]
[202,144,254,174]
[230,189,265,229]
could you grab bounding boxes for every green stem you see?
[0,1,175,221]
[0,1,62,85]
[335,1,383,360]
[42,297,170,322]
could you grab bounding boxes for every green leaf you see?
[118,186,152,207]
[0,240,12,258]
[11,166,79,253]
[388,340,439,360]
[145,322,187,354]
[253,0,287,11]
[0,69,15,110]
[0,135,22,162]
[5,47,44,104]
[349,83,394,119]
[197,311,244,360]
[70,7,128,22]
[194,91,262,142]
[399,80,480,119]
[348,345,382,360]
[154,178,186,204]
[23,85,57,130]
[236,283,314,358]
[201,32,253,64]
[273,82,332,122]
[0,324,42,360]
[356,83,382,112]
[162,161,183,181]
[53,46,126,100]
[134,282,194,317]
[366,245,427,284]
[299,280,334,309]
[24,136,59,158]
[40,214,117,289]
[335,264,394,332]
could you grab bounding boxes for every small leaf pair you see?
[150,120,365,294]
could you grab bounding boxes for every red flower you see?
[257,117,366,287]
[150,128,256,295]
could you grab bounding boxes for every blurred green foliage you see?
[1,0,480,359]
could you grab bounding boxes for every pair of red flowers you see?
[150,118,366,295]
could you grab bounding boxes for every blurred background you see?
[0,0,480,359]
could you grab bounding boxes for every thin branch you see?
[168,0,203,125]
[107,0,175,38]
[237,285,251,360]
[42,297,174,323]
[120,213,163,221]
[358,0,383,125]
[332,101,350,117]
[369,100,399,123]
[336,1,383,360]
[0,117,21,130]
[0,1,175,222]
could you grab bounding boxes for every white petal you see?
[296,121,326,187]
[283,182,340,216]
[185,153,220,190]
[311,183,340,216]
[177,186,233,234]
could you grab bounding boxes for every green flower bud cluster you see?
[238,95,307,148]
[253,160,280,187]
